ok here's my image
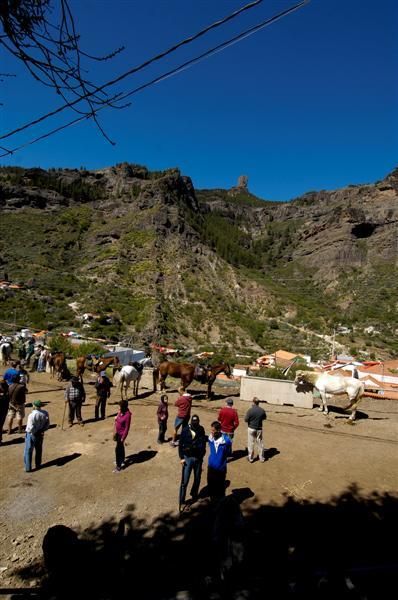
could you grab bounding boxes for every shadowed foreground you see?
[8,484,398,599]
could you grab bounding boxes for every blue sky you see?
[1,0,397,200]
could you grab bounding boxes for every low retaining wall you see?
[240,376,313,409]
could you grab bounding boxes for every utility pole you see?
[331,329,336,360]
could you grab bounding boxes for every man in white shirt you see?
[24,400,50,472]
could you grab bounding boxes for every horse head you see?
[223,363,232,378]
[294,370,306,385]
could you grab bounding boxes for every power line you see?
[0,0,266,144]
[0,0,310,157]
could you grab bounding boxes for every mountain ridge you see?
[0,163,397,359]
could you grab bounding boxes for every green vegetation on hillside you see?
[0,164,396,358]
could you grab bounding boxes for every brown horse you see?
[76,355,120,381]
[48,351,67,380]
[156,361,232,398]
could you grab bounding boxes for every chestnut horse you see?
[76,355,120,381]
[156,361,232,398]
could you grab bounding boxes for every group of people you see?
[1,358,268,508]
[152,386,267,510]
[0,365,114,472]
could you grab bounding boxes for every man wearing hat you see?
[94,370,113,420]
[218,398,240,442]
[24,400,50,472]
[64,377,86,427]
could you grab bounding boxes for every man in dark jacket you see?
[0,377,9,444]
[178,414,206,510]
[7,374,27,434]
[244,397,266,463]
[94,371,112,420]
[64,377,86,427]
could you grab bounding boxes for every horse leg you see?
[160,374,167,391]
[182,375,192,392]
[152,368,159,392]
[320,392,328,414]
[207,377,215,400]
[345,392,362,421]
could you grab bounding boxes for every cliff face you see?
[0,164,397,357]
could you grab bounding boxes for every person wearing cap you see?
[94,370,113,420]
[7,374,26,434]
[24,400,50,472]
[244,397,266,463]
[0,377,9,444]
[64,376,86,427]
[178,414,207,510]
[218,398,239,442]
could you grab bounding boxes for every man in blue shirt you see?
[207,420,232,501]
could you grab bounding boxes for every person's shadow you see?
[0,436,25,446]
[123,450,157,469]
[228,449,247,463]
[39,452,81,470]
[263,447,280,461]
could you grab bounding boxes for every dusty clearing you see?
[0,369,397,595]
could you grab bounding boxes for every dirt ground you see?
[0,368,397,593]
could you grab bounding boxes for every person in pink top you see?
[113,400,131,472]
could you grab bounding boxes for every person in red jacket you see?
[218,398,239,441]
[170,387,192,447]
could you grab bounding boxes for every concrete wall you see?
[240,376,313,409]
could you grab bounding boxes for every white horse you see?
[113,365,142,400]
[0,341,13,366]
[295,370,365,421]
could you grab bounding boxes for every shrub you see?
[71,342,106,358]
[48,336,74,355]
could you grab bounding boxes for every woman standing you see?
[113,400,131,472]
[157,393,169,444]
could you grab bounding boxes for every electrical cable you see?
[0,0,310,157]
[0,0,266,142]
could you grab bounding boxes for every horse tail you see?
[119,372,125,398]
[345,381,365,410]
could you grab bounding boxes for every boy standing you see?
[207,421,232,500]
